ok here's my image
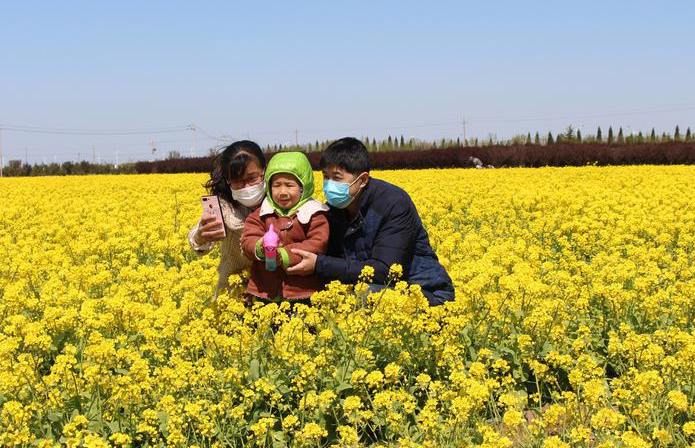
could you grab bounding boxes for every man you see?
[287,137,455,305]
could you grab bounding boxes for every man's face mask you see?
[323,175,363,209]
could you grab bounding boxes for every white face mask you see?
[231,181,265,207]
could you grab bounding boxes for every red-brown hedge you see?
[134,141,695,174]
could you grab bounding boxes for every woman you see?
[188,140,267,297]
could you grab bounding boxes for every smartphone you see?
[201,195,227,238]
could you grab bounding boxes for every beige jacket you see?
[188,197,254,297]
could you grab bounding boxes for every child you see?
[241,152,329,304]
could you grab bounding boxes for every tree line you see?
[2,125,693,176]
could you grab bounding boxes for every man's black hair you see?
[320,137,371,174]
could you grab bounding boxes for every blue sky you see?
[2,0,694,164]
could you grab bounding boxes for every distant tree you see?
[686,127,692,141]
[662,131,669,141]
[650,128,656,141]
[596,126,602,142]
[617,127,624,144]
[526,133,532,145]
[547,132,554,145]
[534,132,541,145]
[562,125,575,142]
[674,125,681,141]
[400,135,405,147]
[387,135,393,149]
[167,150,182,159]
[456,137,461,146]
[607,127,614,144]
[637,131,644,143]
[577,130,582,142]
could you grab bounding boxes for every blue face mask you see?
[323,176,363,209]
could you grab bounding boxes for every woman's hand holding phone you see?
[196,212,226,244]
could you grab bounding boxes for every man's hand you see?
[286,249,317,276]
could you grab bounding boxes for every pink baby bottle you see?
[263,224,280,272]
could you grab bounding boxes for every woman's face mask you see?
[323,175,363,209]
[231,181,265,207]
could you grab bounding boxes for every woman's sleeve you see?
[188,220,215,255]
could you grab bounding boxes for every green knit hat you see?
[264,152,315,216]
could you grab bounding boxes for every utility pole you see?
[188,124,197,157]
[462,118,467,146]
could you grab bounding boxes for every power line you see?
[467,105,695,124]
[0,124,190,135]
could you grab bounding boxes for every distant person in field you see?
[240,152,329,305]
[468,156,484,169]
[287,137,455,305]
[188,140,267,298]
[468,156,494,169]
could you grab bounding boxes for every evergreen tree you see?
[637,131,644,143]
[534,132,541,145]
[456,137,461,146]
[372,138,377,151]
[662,131,669,141]
[607,126,614,144]
[526,133,532,145]
[316,140,320,151]
[686,127,692,141]
[393,136,399,149]
[617,127,624,144]
[387,135,393,149]
[563,125,575,142]
[400,135,405,147]
[547,132,554,145]
[577,130,582,142]
[596,126,602,142]
[675,125,681,141]
[650,128,656,141]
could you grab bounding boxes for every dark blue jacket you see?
[315,178,455,305]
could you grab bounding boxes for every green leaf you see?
[46,412,64,423]
[249,359,261,381]
[336,382,352,394]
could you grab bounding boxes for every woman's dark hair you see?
[204,140,267,204]
[319,137,371,174]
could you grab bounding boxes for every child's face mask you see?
[323,175,363,209]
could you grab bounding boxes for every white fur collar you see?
[259,197,329,224]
